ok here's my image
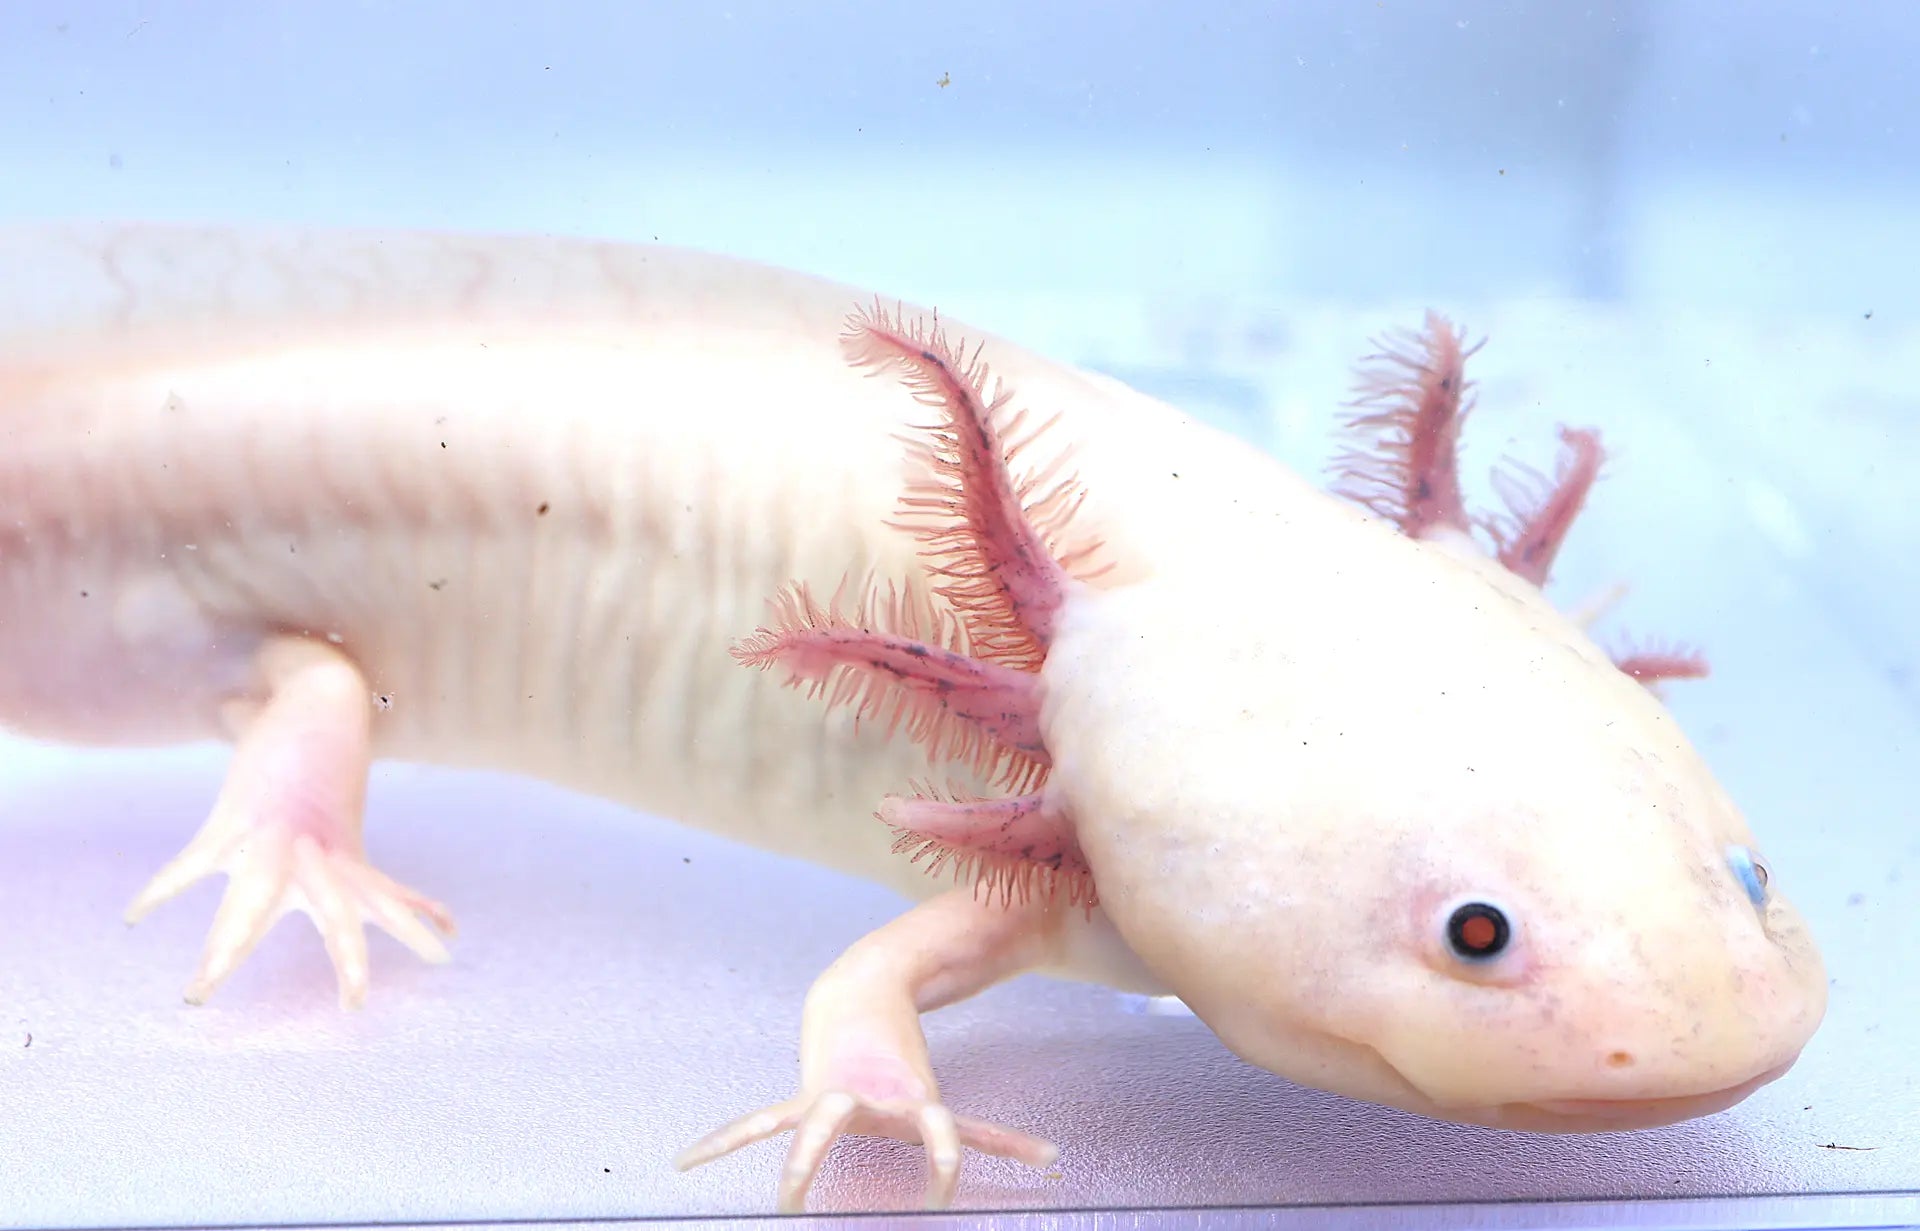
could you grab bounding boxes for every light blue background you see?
[4,2,1914,311]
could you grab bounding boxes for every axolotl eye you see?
[1443,899,1513,962]
[1726,844,1772,908]
[1420,894,1530,986]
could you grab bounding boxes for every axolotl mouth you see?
[1486,1058,1801,1134]
[1272,1030,1807,1138]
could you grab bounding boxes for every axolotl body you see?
[0,223,1825,1212]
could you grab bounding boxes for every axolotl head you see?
[755,305,1826,1138]
[1040,494,1828,1133]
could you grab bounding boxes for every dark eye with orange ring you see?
[1445,901,1512,961]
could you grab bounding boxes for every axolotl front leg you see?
[124,634,455,1008]
[679,306,1114,1212]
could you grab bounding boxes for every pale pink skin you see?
[0,224,1825,1214]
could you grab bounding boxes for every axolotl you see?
[0,222,1825,1213]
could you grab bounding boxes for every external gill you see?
[732,305,1108,908]
[1330,309,1482,537]
[1330,311,1709,687]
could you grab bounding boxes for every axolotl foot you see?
[672,887,1070,1213]
[675,1078,1056,1214]
[123,635,455,1009]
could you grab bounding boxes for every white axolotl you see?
[0,222,1826,1213]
